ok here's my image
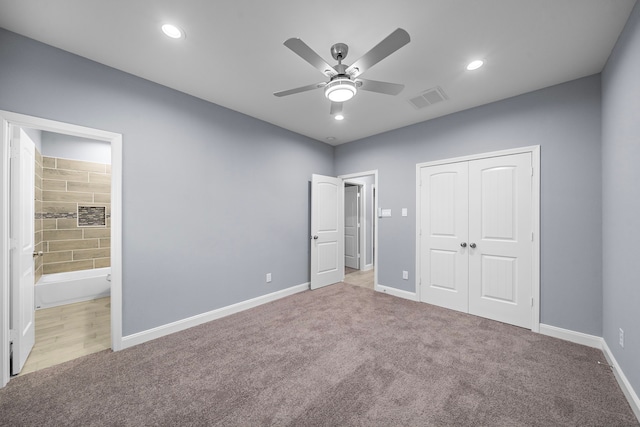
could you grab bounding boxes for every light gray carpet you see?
[1,283,637,426]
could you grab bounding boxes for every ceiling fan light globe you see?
[324,78,357,102]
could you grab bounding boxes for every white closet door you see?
[468,153,533,328]
[419,162,469,312]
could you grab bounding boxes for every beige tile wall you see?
[34,148,44,284]
[41,157,111,275]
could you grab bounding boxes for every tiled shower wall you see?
[39,157,111,275]
[34,148,44,283]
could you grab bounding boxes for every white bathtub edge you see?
[35,268,111,309]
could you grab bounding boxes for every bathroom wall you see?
[41,157,111,274]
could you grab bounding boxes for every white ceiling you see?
[0,0,636,145]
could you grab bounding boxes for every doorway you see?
[22,129,112,375]
[341,171,377,290]
[0,111,123,388]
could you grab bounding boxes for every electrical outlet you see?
[266,273,272,283]
[402,270,408,280]
[619,328,624,348]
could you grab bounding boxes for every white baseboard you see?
[602,340,640,422]
[539,324,639,422]
[361,264,373,272]
[539,324,603,348]
[375,283,418,301]
[121,283,309,349]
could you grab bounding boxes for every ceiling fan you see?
[274,28,411,118]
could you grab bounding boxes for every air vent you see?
[408,86,448,110]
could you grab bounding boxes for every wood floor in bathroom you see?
[19,297,111,376]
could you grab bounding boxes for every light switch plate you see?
[402,208,407,217]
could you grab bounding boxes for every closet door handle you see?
[469,243,476,249]
[460,242,467,248]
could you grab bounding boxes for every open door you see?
[310,174,344,289]
[10,127,36,375]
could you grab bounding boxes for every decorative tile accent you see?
[39,212,77,219]
[78,206,106,227]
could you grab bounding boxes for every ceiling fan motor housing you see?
[330,43,349,61]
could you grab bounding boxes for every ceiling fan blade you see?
[274,82,326,97]
[357,78,405,96]
[330,102,343,116]
[346,28,410,78]
[284,38,338,78]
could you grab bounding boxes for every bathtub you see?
[35,267,111,309]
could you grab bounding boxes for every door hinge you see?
[531,231,534,241]
[9,329,17,343]
[530,167,534,177]
[531,297,534,308]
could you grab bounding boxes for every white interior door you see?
[419,162,469,311]
[468,153,533,328]
[10,127,36,375]
[310,174,344,289]
[344,185,359,269]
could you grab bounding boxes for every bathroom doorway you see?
[0,111,123,387]
[21,129,113,375]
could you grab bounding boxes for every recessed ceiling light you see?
[161,24,184,39]
[334,114,345,121]
[326,136,336,141]
[466,59,484,71]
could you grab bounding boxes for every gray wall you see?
[0,29,334,335]
[602,1,640,401]
[41,131,111,164]
[335,75,603,336]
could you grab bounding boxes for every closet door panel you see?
[419,162,469,312]
[468,153,533,328]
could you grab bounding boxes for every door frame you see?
[415,146,540,332]
[0,110,123,388]
[343,181,364,271]
[339,170,379,287]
